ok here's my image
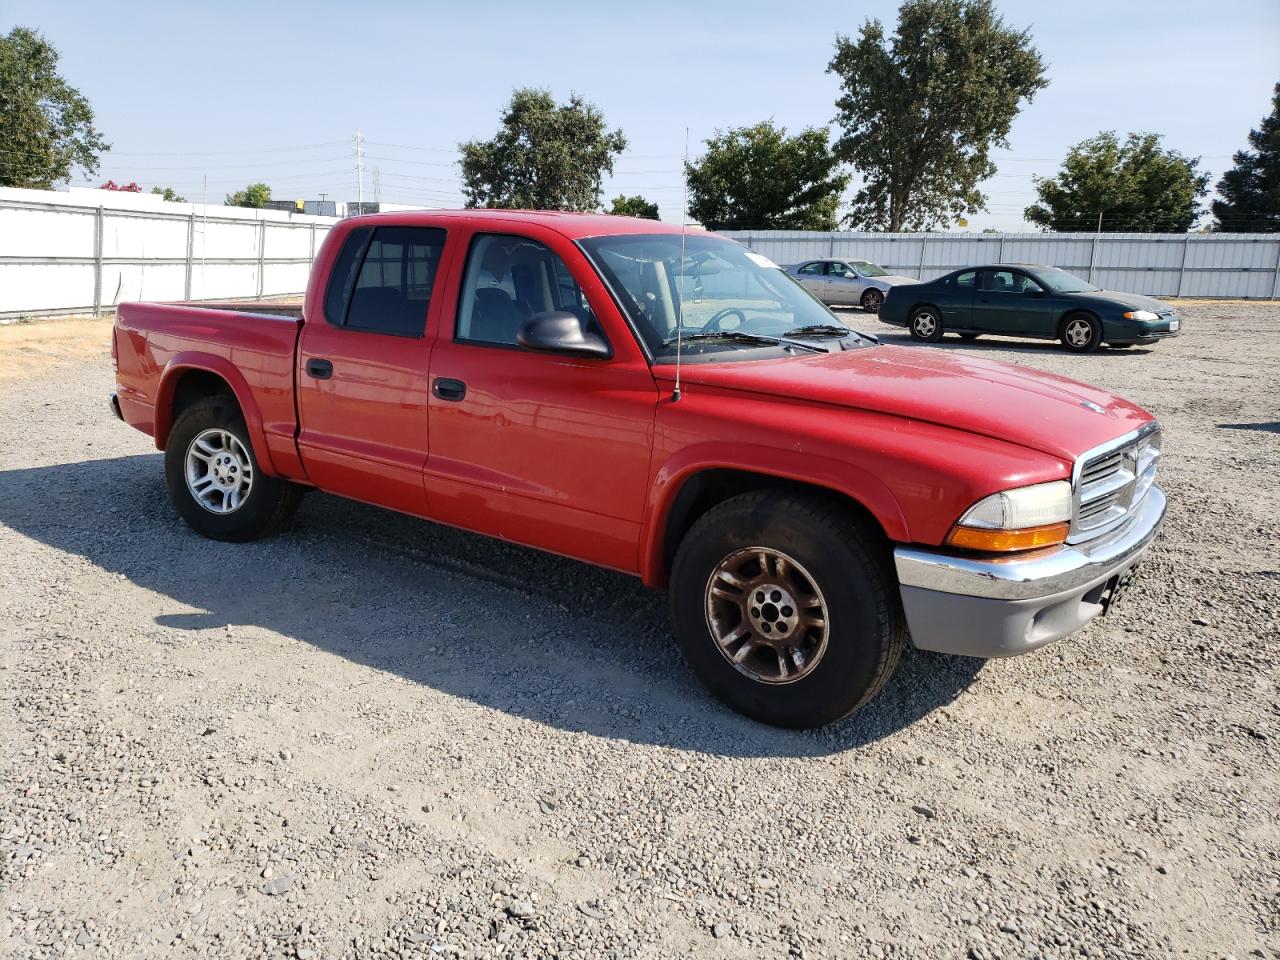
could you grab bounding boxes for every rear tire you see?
[669,491,906,729]
[908,306,945,342]
[1060,313,1102,353]
[861,288,884,313]
[164,395,301,542]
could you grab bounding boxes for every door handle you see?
[306,358,333,379]
[432,377,467,401]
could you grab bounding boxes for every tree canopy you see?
[827,0,1046,231]
[460,88,627,211]
[608,194,659,219]
[685,121,849,231]
[225,183,271,208]
[1211,83,1280,232]
[1025,132,1209,232]
[151,186,186,203]
[0,26,109,189]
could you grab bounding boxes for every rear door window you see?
[323,226,447,336]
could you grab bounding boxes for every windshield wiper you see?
[782,324,855,338]
[662,330,827,353]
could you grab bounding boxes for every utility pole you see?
[354,129,365,215]
[372,167,381,203]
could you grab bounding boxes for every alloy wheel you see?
[1065,318,1093,348]
[185,428,254,514]
[704,547,830,684]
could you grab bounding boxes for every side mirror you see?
[517,311,611,359]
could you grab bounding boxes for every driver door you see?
[424,223,660,572]
[976,269,1053,336]
[824,261,862,305]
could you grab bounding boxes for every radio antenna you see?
[673,126,689,403]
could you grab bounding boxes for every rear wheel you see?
[164,395,301,542]
[861,288,884,313]
[1060,313,1102,353]
[909,306,944,342]
[669,491,905,729]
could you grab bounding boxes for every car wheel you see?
[669,491,906,729]
[909,306,944,342]
[861,288,884,313]
[1060,313,1102,353]
[164,395,302,542]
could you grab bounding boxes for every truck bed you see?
[113,299,305,480]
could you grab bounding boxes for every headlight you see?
[1122,310,1160,321]
[946,480,1072,552]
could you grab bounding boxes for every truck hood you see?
[665,345,1153,463]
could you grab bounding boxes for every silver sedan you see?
[785,258,918,312]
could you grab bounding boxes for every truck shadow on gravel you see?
[0,454,984,757]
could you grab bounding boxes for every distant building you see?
[344,201,436,217]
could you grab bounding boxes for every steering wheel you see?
[700,307,747,334]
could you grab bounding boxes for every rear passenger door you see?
[794,261,828,299]
[295,224,448,514]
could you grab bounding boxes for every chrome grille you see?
[1070,422,1160,542]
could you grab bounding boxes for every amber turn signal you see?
[945,522,1070,553]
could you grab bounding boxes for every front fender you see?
[638,443,911,587]
[154,354,278,477]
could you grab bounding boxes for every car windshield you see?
[579,233,862,359]
[1034,267,1099,293]
[852,260,888,277]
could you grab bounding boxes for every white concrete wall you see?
[0,188,336,317]
[721,230,1280,299]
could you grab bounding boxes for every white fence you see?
[721,230,1280,299]
[0,188,338,318]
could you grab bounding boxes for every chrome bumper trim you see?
[895,486,1166,602]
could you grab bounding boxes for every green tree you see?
[0,26,109,189]
[151,185,186,202]
[460,88,627,211]
[828,0,1047,231]
[685,121,849,231]
[225,183,271,208]
[608,194,659,219]
[1212,83,1280,232]
[1025,132,1209,232]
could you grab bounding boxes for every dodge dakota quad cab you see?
[111,210,1166,729]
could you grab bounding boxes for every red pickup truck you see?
[111,210,1166,728]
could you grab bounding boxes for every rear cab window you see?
[322,226,447,336]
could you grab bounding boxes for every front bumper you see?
[893,485,1166,658]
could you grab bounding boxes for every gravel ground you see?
[2,303,1277,960]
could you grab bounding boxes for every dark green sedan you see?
[877,264,1182,352]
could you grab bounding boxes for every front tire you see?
[1060,313,1102,353]
[861,288,884,313]
[909,306,944,342]
[669,491,906,729]
[164,395,301,542]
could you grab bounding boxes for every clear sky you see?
[4,0,1278,231]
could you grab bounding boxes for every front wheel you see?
[669,492,906,729]
[861,288,884,313]
[1060,313,1102,353]
[909,306,944,342]
[164,395,301,542]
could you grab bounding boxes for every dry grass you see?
[0,316,112,384]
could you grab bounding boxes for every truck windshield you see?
[580,233,856,359]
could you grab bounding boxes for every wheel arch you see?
[640,457,910,588]
[154,355,276,475]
